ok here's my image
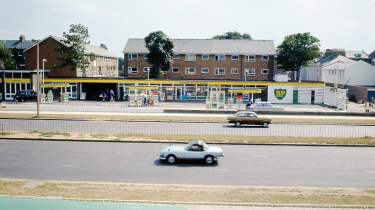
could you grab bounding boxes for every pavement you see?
[1,118,375,138]
[0,197,365,210]
[0,140,374,187]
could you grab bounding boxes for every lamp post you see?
[146,67,150,80]
[244,69,247,82]
[36,42,40,117]
[42,59,47,93]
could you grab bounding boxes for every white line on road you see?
[60,164,77,168]
[118,152,134,155]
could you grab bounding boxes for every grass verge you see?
[1,131,375,146]
[0,179,374,206]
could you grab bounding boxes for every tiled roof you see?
[123,38,276,55]
[0,39,37,50]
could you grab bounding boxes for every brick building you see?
[0,35,37,70]
[24,36,118,78]
[123,39,276,81]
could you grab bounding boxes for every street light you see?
[42,59,47,93]
[36,42,40,117]
[146,67,150,80]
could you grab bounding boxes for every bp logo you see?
[274,89,287,100]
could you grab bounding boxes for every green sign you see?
[274,89,287,100]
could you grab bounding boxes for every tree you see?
[0,43,16,70]
[144,31,174,78]
[213,31,252,40]
[277,32,321,81]
[59,23,95,77]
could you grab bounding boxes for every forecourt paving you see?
[1,119,375,138]
[0,140,374,188]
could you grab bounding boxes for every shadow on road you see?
[223,124,269,128]
[153,159,218,167]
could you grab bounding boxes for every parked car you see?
[250,102,284,111]
[159,140,224,165]
[227,111,272,127]
[14,90,37,102]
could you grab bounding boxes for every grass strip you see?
[0,179,374,206]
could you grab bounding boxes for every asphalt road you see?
[1,118,375,138]
[0,140,374,187]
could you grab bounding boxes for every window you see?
[128,67,138,74]
[201,68,209,74]
[231,55,239,60]
[185,54,196,61]
[215,68,225,75]
[185,67,196,75]
[144,54,148,60]
[245,55,255,62]
[143,67,150,72]
[215,55,225,61]
[245,68,256,76]
[231,68,239,74]
[261,69,269,74]
[262,55,269,61]
[171,67,179,73]
[202,54,209,60]
[128,53,138,60]
[173,54,180,59]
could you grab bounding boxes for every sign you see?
[274,89,287,100]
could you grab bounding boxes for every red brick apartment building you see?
[123,39,276,81]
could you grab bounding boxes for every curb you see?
[1,195,374,209]
[164,109,375,117]
[1,137,374,147]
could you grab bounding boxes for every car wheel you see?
[263,122,269,128]
[204,155,215,165]
[166,155,176,164]
[235,122,240,127]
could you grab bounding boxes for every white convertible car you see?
[159,140,224,165]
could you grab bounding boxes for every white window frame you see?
[143,67,150,72]
[128,67,138,74]
[245,55,256,62]
[231,68,239,74]
[215,54,225,61]
[143,54,148,60]
[245,68,256,76]
[201,54,210,60]
[201,68,209,74]
[128,53,138,60]
[231,55,239,61]
[262,55,269,61]
[215,68,225,75]
[171,67,179,73]
[185,54,197,61]
[185,67,196,75]
[261,69,269,74]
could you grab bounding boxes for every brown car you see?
[227,111,272,127]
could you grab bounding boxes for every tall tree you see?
[277,32,321,81]
[59,23,95,77]
[144,31,174,78]
[0,43,16,70]
[213,31,252,40]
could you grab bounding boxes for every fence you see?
[1,119,375,138]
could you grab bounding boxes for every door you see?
[311,90,315,104]
[293,90,298,104]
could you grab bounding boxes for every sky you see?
[1,0,374,57]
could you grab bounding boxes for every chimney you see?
[19,35,25,42]
[100,43,108,50]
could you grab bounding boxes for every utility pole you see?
[36,42,40,117]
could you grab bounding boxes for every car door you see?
[184,144,204,160]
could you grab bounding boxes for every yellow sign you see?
[228,89,262,94]
[41,83,70,88]
[3,79,30,83]
[128,86,159,90]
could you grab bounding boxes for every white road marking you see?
[118,152,134,155]
[252,155,269,158]
[60,164,77,167]
[364,171,375,174]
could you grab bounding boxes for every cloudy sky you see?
[1,0,374,56]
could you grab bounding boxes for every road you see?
[0,140,374,187]
[1,118,375,138]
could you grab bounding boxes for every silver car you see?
[159,140,224,165]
